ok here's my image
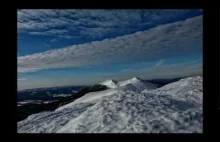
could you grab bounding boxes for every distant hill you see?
[17,86,87,101]
[17,84,108,122]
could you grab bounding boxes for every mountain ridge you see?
[18,76,203,133]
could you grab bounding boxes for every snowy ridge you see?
[118,77,157,92]
[57,77,157,111]
[118,77,141,86]
[100,77,157,90]
[100,80,118,88]
[55,89,119,111]
[157,76,202,103]
[17,76,203,133]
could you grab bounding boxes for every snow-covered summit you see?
[100,79,118,88]
[132,77,141,80]
[118,77,157,91]
[100,77,157,90]
[57,77,156,111]
[118,77,140,86]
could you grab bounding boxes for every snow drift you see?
[17,76,203,133]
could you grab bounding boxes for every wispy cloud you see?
[139,61,202,79]
[18,78,27,81]
[29,29,69,36]
[113,60,202,80]
[17,16,202,73]
[153,60,164,68]
[17,9,202,40]
[121,59,164,73]
[121,69,130,72]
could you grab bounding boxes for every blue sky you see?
[17,9,203,90]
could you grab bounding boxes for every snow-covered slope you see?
[17,76,203,133]
[17,103,94,133]
[56,89,119,111]
[147,76,203,104]
[57,91,202,133]
[57,77,157,111]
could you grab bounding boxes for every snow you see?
[17,76,203,133]
[156,76,203,104]
[57,91,202,133]
[53,94,72,97]
[100,77,157,90]
[118,78,157,92]
[72,90,78,93]
[17,103,94,133]
[57,77,157,111]
[17,100,57,105]
[18,100,43,105]
[55,89,119,111]
[43,101,57,104]
[18,101,31,105]
[118,77,141,86]
[100,80,118,88]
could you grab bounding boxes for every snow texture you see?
[17,76,203,133]
[100,80,118,88]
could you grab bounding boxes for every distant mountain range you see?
[17,86,87,101]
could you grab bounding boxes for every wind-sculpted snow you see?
[17,103,95,133]
[55,89,120,111]
[17,76,202,133]
[156,76,202,104]
[57,91,202,133]
[100,80,118,88]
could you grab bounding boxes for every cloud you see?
[91,60,202,82]
[121,69,130,72]
[153,60,164,68]
[17,16,202,73]
[115,60,202,80]
[17,9,202,40]
[18,78,27,81]
[140,61,202,79]
[121,60,164,73]
[29,29,69,36]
